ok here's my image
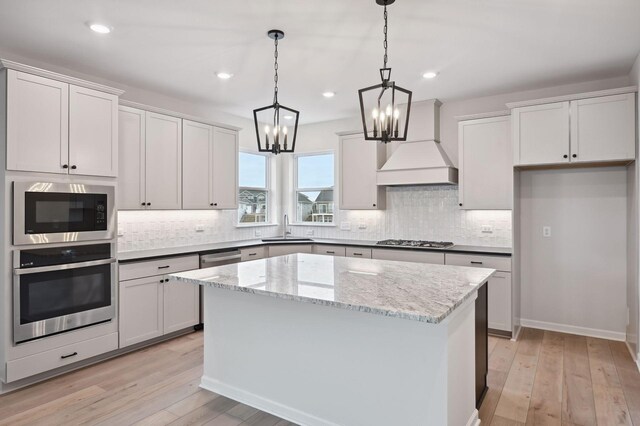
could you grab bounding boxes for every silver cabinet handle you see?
[15,258,116,275]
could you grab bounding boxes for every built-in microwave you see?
[13,182,115,245]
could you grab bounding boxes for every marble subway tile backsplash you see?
[118,186,512,252]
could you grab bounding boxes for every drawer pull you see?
[158,265,170,269]
[326,251,335,254]
[353,253,363,256]
[249,253,257,256]
[470,261,483,265]
[61,352,78,359]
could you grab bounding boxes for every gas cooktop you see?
[376,239,455,249]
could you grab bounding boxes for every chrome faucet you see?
[283,214,292,239]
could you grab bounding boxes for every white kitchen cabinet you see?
[183,120,214,209]
[313,245,346,256]
[163,280,200,334]
[119,276,164,347]
[182,122,239,210]
[371,249,444,265]
[458,116,512,210]
[512,101,570,166]
[145,112,182,209]
[346,247,372,258]
[240,246,266,261]
[570,93,636,163]
[268,244,313,257]
[68,85,118,177]
[340,133,386,210]
[118,106,146,209]
[211,127,239,209]
[6,70,69,174]
[119,255,199,348]
[486,272,512,333]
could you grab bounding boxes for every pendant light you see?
[358,0,412,143]
[253,30,299,154]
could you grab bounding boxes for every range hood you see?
[377,99,458,186]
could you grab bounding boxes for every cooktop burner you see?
[376,239,455,249]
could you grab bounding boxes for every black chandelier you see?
[253,30,299,155]
[358,0,412,144]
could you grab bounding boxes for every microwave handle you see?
[14,258,117,275]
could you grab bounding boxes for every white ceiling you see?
[0,0,639,123]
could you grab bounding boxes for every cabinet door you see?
[118,106,146,209]
[119,276,163,347]
[182,120,213,209]
[68,85,118,177]
[570,93,636,163]
[459,116,512,210]
[211,127,239,209]
[145,112,182,209]
[512,102,569,166]
[487,272,512,332]
[163,279,199,334]
[6,70,69,174]
[340,134,386,209]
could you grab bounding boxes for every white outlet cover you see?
[195,224,205,232]
[358,223,367,229]
[543,226,551,237]
[306,229,314,236]
[481,225,493,233]
[340,221,351,231]
[254,230,262,237]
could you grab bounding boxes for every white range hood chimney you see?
[377,99,458,186]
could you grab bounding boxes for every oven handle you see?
[14,258,117,275]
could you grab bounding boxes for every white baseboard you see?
[201,376,339,426]
[467,409,481,426]
[511,324,523,342]
[520,319,626,341]
[624,341,640,373]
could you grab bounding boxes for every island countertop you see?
[169,253,495,324]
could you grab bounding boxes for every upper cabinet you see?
[511,90,636,167]
[340,133,386,210]
[458,116,512,210]
[211,127,239,209]
[118,106,146,209]
[6,69,119,177]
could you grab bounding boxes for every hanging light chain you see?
[383,4,388,69]
[273,34,279,104]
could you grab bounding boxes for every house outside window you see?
[295,153,334,223]
[238,152,269,224]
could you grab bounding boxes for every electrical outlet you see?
[543,226,551,237]
[340,221,351,231]
[306,229,314,236]
[254,230,262,237]
[117,231,125,237]
[481,225,493,234]
[195,224,205,233]
[358,223,367,229]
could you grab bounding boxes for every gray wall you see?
[520,167,628,338]
[628,53,640,357]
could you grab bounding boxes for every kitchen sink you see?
[261,237,313,242]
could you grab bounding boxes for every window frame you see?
[292,150,336,226]
[237,150,273,226]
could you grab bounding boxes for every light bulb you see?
[372,108,379,119]
[386,105,392,116]
[394,109,400,119]
[283,126,288,135]
[380,112,386,122]
[264,125,270,134]
[273,126,278,136]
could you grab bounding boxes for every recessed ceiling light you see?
[216,72,233,80]
[322,91,336,98]
[284,115,294,120]
[88,23,112,34]
[422,71,438,79]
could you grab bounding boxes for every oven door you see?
[13,182,115,245]
[13,258,116,344]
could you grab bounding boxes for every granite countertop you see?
[169,253,495,324]
[118,238,511,262]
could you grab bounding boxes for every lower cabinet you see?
[346,247,372,258]
[371,249,445,265]
[240,246,266,261]
[268,244,313,257]
[313,245,346,256]
[119,255,199,348]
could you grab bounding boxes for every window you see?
[238,152,269,224]
[295,153,334,223]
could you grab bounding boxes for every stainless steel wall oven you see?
[13,243,116,344]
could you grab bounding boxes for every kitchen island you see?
[170,254,495,426]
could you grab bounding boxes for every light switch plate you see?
[306,229,314,236]
[543,226,551,237]
[254,230,262,237]
[340,221,351,231]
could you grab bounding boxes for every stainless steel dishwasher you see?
[198,249,242,327]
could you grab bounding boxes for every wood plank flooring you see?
[1,328,639,425]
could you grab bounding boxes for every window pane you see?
[296,154,334,189]
[239,189,268,223]
[296,190,334,223]
[239,152,267,188]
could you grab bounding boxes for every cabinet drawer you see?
[445,253,511,272]
[313,245,346,256]
[371,249,445,265]
[346,247,372,258]
[268,244,313,257]
[119,255,199,281]
[6,332,118,383]
[241,246,266,261]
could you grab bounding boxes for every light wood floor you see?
[0,328,639,425]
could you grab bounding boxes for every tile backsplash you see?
[118,185,512,252]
